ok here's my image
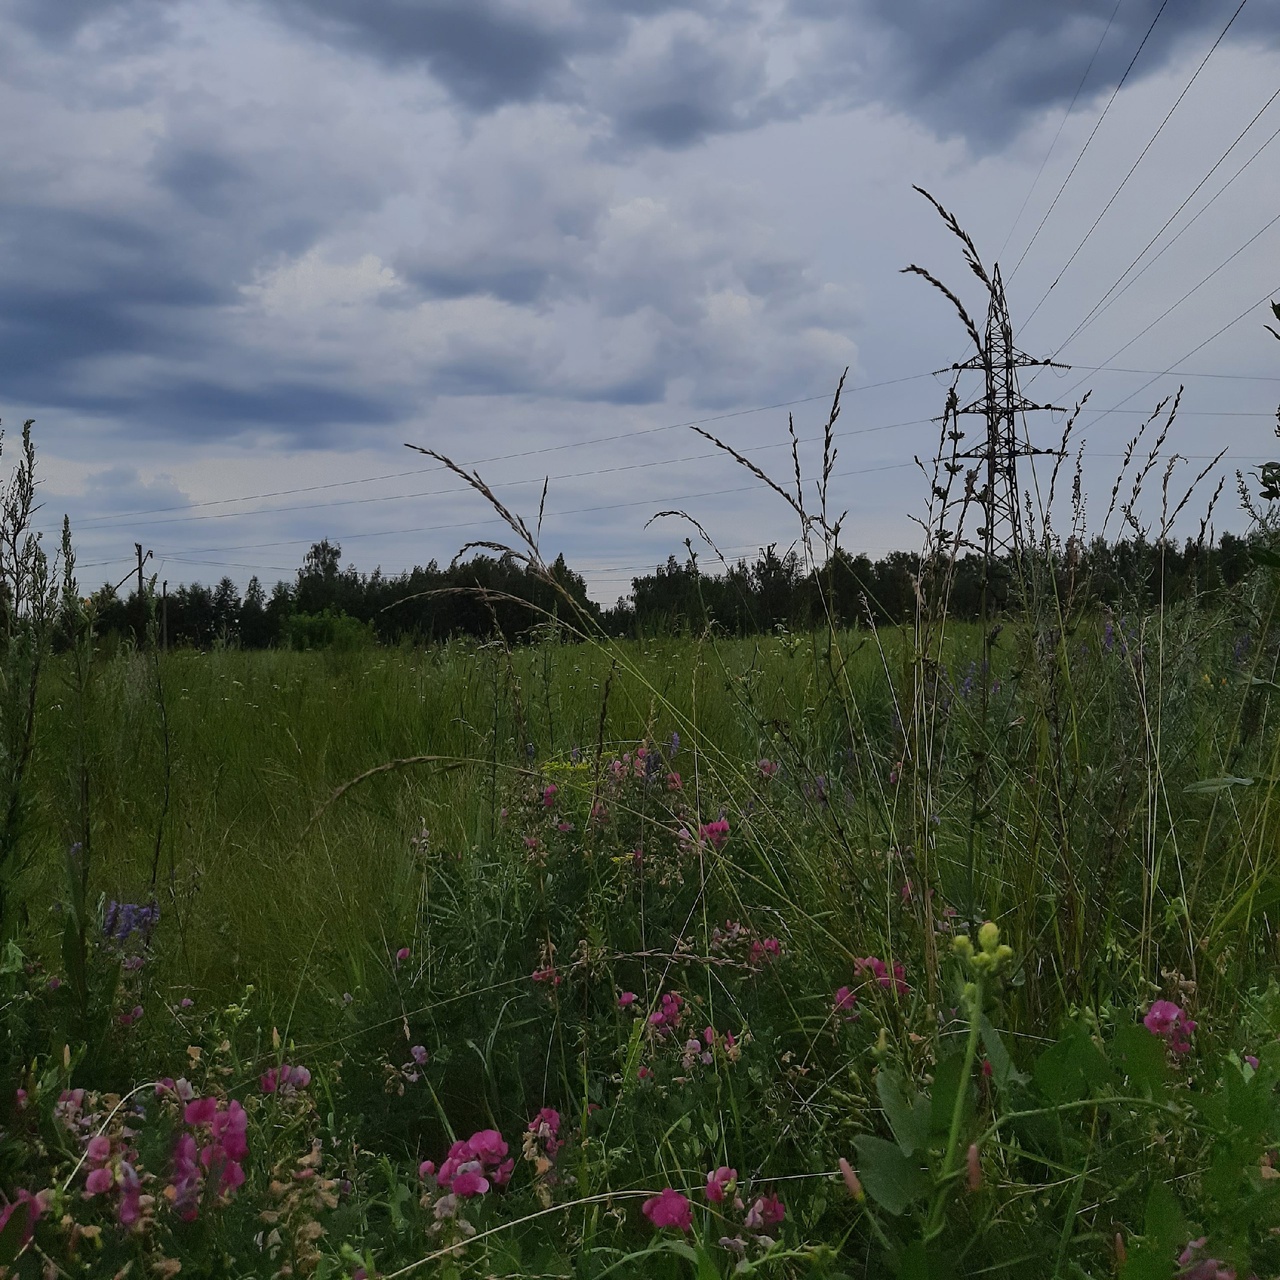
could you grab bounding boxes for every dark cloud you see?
[266,0,593,109]
[797,0,1280,145]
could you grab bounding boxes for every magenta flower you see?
[834,986,857,1016]
[617,991,637,1008]
[451,1163,490,1197]
[704,1166,737,1204]
[395,946,411,964]
[642,1187,693,1231]
[1245,1054,1260,1070]
[1144,1000,1197,1055]
[699,819,730,851]
[666,771,682,790]
[1144,1000,1181,1037]
[758,759,779,779]
[261,1063,311,1093]
[184,1096,218,1127]
[411,1045,428,1065]
[542,784,558,808]
[85,1165,114,1196]
[855,955,909,997]
[531,965,561,986]
[419,1160,436,1179]
[87,1134,112,1164]
[527,1107,562,1157]
[1176,1237,1236,1280]
[468,1129,508,1164]
[648,991,685,1031]
[744,1192,785,1230]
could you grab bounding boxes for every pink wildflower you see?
[666,771,682,790]
[1176,1237,1236,1280]
[419,1160,436,1179]
[451,1164,489,1197]
[699,819,730,851]
[758,759,778,779]
[642,1188,693,1231]
[0,1189,46,1249]
[855,956,909,997]
[411,1045,428,1065]
[648,991,685,1031]
[180,997,194,1009]
[531,965,561,986]
[261,1063,312,1093]
[744,1192,785,1230]
[395,947,411,964]
[528,1107,562,1157]
[542,784,558,808]
[1245,1054,1260,1070]
[617,991,637,1008]
[1144,1000,1197,1055]
[834,986,857,1017]
[704,1166,737,1204]
[85,1166,114,1196]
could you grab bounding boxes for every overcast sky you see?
[3,0,1280,603]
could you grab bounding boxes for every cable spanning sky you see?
[2,0,1279,601]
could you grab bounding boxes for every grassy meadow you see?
[6,554,1280,1279]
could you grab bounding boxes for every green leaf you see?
[1251,545,1280,568]
[1184,776,1254,795]
[853,1134,931,1216]
[1034,1022,1114,1104]
[1114,1023,1167,1101]
[877,1068,931,1155]
[1119,1180,1184,1280]
[0,1201,33,1265]
[980,1015,1029,1090]
[930,1052,969,1137]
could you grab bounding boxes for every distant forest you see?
[85,531,1263,650]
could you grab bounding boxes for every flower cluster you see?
[171,1095,249,1220]
[103,900,160,946]
[854,955,909,997]
[260,1062,312,1094]
[647,991,685,1032]
[83,1133,146,1228]
[1176,1237,1237,1279]
[1144,1000,1197,1055]
[699,819,730,851]
[422,1129,513,1201]
[643,1170,785,1257]
[710,920,782,970]
[952,922,1013,977]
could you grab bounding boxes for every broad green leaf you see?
[1034,1022,1114,1104]
[930,1052,968,1136]
[877,1067,931,1155]
[1115,1023,1167,1101]
[853,1134,931,1216]
[980,1015,1029,1090]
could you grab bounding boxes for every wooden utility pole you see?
[162,580,168,652]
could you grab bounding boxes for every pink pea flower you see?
[758,759,778,779]
[642,1188,692,1231]
[1176,1237,1236,1280]
[666,771,682,790]
[395,947,411,964]
[85,1166,114,1196]
[87,1134,112,1164]
[744,1192,785,1230]
[180,997,194,1009]
[617,991,637,1009]
[451,1163,490,1198]
[1245,1054,1260,1070]
[1144,1000,1197,1055]
[261,1063,311,1093]
[419,1160,436,1180]
[531,965,561,986]
[184,1096,218,1127]
[834,986,858,1017]
[542,784,558,808]
[468,1129,508,1165]
[411,1045,428,1065]
[528,1107,562,1157]
[855,956,909,997]
[704,1166,737,1204]
[699,819,730,851]
[648,991,685,1031]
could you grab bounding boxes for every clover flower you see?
[642,1187,692,1231]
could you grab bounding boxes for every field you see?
[5,566,1280,1279]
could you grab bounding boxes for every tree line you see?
[83,530,1261,651]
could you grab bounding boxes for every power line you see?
[68,372,937,530]
[1049,83,1280,357]
[1009,0,1171,282]
[999,0,1125,260]
[1021,0,1250,328]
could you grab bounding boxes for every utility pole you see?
[950,265,1067,573]
[162,580,168,653]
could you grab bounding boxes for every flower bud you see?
[839,1157,864,1202]
[966,1142,981,1192]
[978,922,1000,954]
[951,936,974,960]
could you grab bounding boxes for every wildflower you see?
[556,821,574,832]
[704,1166,737,1204]
[1144,1000,1197,1054]
[47,976,61,990]
[744,1192,785,1230]
[395,947,411,964]
[542,784,558,808]
[838,1157,864,1202]
[758,759,778,779]
[119,1004,144,1027]
[637,1066,652,1080]
[834,986,858,1017]
[419,1160,436,1179]
[617,991,637,1008]
[1245,1054,1260,1070]
[531,965,561,986]
[0,1188,47,1249]
[648,991,685,1031]
[855,956,909,997]
[966,1143,981,1192]
[411,1045,428,1065]
[527,1108,561,1157]
[260,1063,312,1093]
[699,819,730,851]
[981,1057,993,1078]
[666,771,682,790]
[749,937,782,966]
[642,1188,692,1231]
[1176,1237,1236,1280]
[180,997,194,1009]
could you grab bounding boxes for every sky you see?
[3,0,1280,604]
